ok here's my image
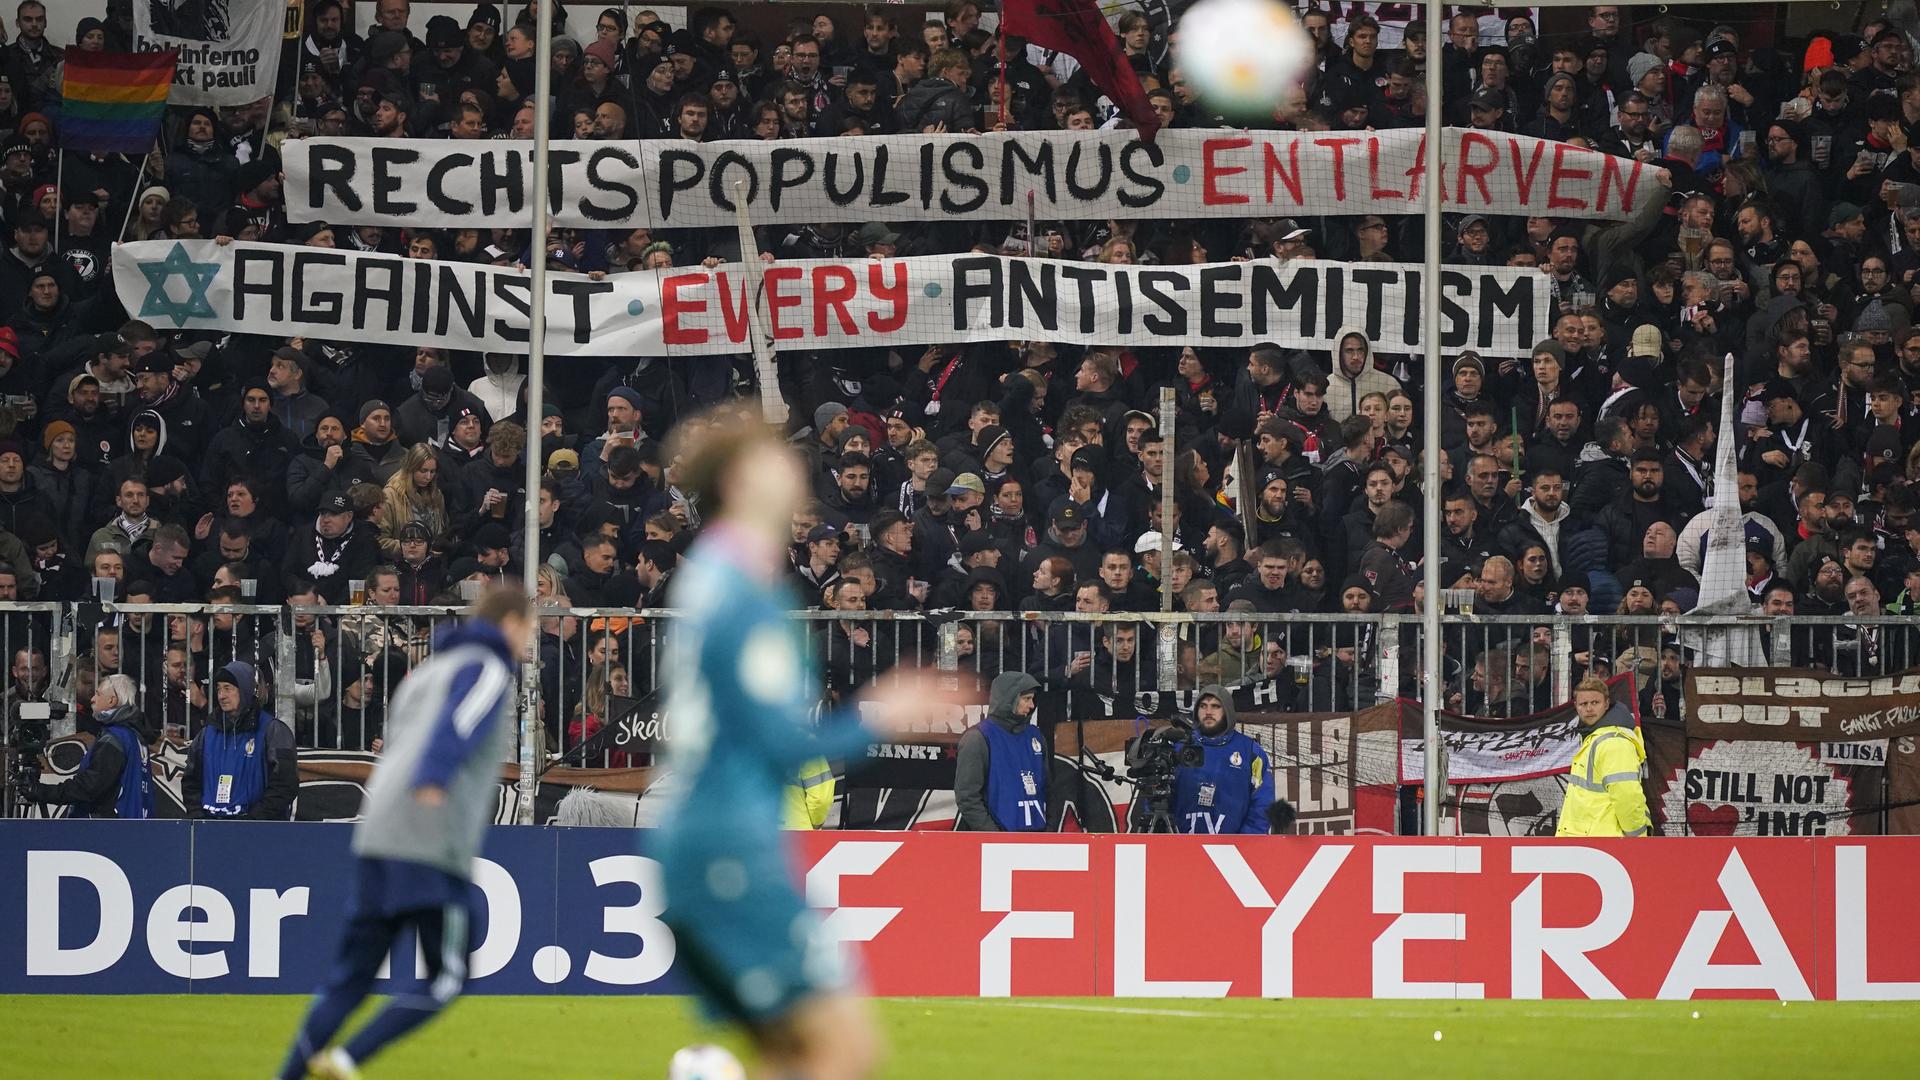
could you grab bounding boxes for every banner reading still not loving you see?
[282,128,1655,230]
[113,241,1554,357]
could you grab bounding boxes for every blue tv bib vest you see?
[77,723,152,820]
[979,719,1048,831]
[199,724,270,817]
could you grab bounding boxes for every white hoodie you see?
[1324,325,1403,422]
[1522,496,1573,576]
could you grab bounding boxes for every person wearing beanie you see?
[1594,262,1646,365]
[288,409,367,515]
[342,398,404,485]
[203,379,301,512]
[1524,71,1582,141]
[1757,117,1826,241]
[414,13,496,115]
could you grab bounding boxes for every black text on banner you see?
[281,128,1654,229]
[113,240,1554,358]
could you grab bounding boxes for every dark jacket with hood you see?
[953,671,1044,831]
[1163,683,1277,835]
[286,426,368,514]
[25,702,154,818]
[202,401,300,511]
[182,661,298,820]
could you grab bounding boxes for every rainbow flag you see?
[59,47,176,155]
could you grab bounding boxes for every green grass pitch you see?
[5,996,1917,1078]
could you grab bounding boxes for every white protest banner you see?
[281,127,1655,230]
[134,0,284,105]
[114,240,1554,358]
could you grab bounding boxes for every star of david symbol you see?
[137,242,221,328]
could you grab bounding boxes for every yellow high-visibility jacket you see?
[1555,708,1650,838]
[783,757,836,829]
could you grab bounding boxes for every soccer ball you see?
[1174,0,1316,118]
[667,1044,747,1080]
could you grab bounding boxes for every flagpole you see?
[1420,0,1446,836]
[51,149,62,251]
[516,0,557,825]
[996,29,1010,129]
[116,152,150,243]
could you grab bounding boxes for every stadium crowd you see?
[0,0,1918,762]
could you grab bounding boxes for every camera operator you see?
[954,671,1047,831]
[18,674,154,819]
[1168,684,1275,835]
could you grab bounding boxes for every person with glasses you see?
[1841,256,1907,330]
[1759,119,1829,241]
[1597,90,1659,163]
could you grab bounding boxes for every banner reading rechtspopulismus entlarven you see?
[281,128,1658,230]
[114,240,1555,357]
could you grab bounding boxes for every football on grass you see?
[667,1044,746,1080]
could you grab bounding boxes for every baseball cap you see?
[318,493,353,515]
[1135,530,1179,554]
[1272,218,1310,241]
[926,467,957,496]
[473,523,512,551]
[947,472,986,496]
[1470,86,1504,111]
[1050,498,1086,528]
[806,523,842,544]
[856,222,902,249]
[547,448,580,472]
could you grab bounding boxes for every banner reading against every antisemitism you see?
[112,240,1556,357]
[280,127,1656,230]
[133,0,284,105]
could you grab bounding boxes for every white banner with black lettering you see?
[134,0,285,105]
[281,127,1656,230]
[114,240,1554,357]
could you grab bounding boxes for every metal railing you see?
[3,602,1913,762]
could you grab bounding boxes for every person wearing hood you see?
[20,673,154,819]
[953,671,1046,831]
[129,346,212,463]
[183,661,298,820]
[1157,684,1275,835]
[1502,467,1573,578]
[396,364,491,449]
[202,380,300,512]
[1555,676,1649,836]
[467,352,526,424]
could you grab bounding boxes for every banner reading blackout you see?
[1675,668,1920,836]
[281,127,1655,230]
[113,240,1554,357]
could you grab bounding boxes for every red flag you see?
[1001,0,1160,142]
